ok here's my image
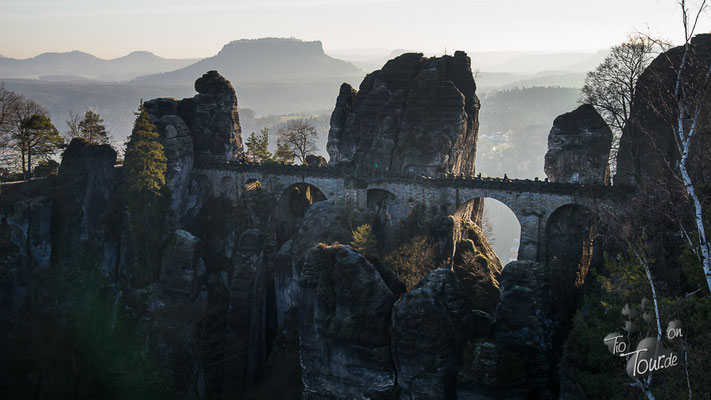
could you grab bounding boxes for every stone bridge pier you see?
[193,162,620,263]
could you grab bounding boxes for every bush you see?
[351,223,378,256]
[383,236,438,290]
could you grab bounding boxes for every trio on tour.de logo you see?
[603,298,684,378]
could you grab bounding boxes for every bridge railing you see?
[192,157,631,197]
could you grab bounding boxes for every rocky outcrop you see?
[452,233,502,316]
[144,70,242,161]
[427,214,502,316]
[544,104,613,184]
[56,138,117,241]
[191,71,243,159]
[616,34,711,187]
[272,199,361,330]
[304,154,327,167]
[144,70,243,219]
[391,268,472,399]
[150,108,194,217]
[52,139,118,275]
[327,51,480,177]
[495,260,554,396]
[299,244,397,399]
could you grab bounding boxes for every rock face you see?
[56,138,117,242]
[452,236,502,317]
[153,229,208,398]
[495,260,554,396]
[391,268,472,399]
[272,199,368,331]
[192,71,243,159]
[616,34,711,187]
[227,229,269,388]
[327,51,480,176]
[144,70,242,219]
[299,244,397,399]
[0,197,53,319]
[50,139,119,276]
[544,104,613,184]
[545,204,597,314]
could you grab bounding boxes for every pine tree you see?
[274,138,295,164]
[245,127,273,163]
[123,106,167,195]
[351,224,378,256]
[15,113,63,179]
[122,105,168,284]
[76,110,109,144]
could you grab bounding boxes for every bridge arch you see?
[366,188,406,221]
[279,182,327,218]
[455,197,522,263]
[277,182,328,240]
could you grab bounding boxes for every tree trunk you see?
[679,154,711,293]
[21,150,26,181]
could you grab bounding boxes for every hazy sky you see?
[0,0,706,59]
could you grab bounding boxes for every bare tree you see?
[0,89,64,180]
[0,84,20,169]
[1,88,47,175]
[481,206,496,244]
[65,111,82,139]
[277,119,318,164]
[581,35,655,174]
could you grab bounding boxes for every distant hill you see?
[131,38,363,86]
[332,49,608,76]
[0,50,198,81]
[498,72,587,90]
[482,51,608,74]
[0,78,196,144]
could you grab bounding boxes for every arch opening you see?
[281,183,327,219]
[367,188,406,221]
[277,182,327,241]
[455,197,522,264]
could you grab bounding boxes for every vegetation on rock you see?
[66,110,110,144]
[350,223,378,256]
[123,105,167,195]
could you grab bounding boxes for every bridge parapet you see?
[193,159,631,198]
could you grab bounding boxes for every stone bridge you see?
[193,160,626,262]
